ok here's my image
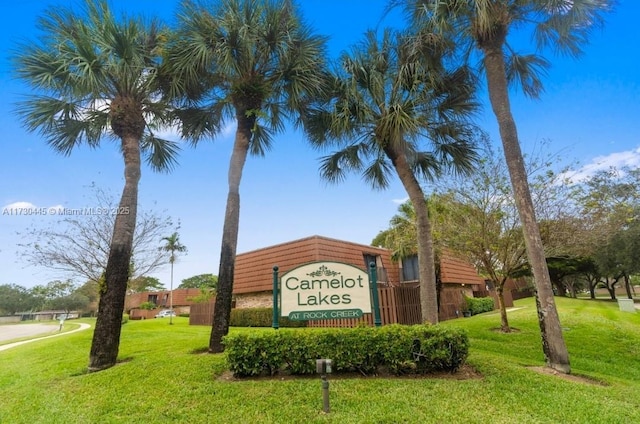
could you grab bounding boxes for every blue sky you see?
[1,0,639,290]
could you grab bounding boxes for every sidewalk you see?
[0,323,91,352]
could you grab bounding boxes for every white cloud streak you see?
[560,147,640,183]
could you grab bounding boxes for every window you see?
[402,255,419,282]
[363,254,377,270]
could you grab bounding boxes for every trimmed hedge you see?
[230,307,306,328]
[223,324,468,377]
[466,296,494,316]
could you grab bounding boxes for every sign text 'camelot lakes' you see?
[280,262,372,321]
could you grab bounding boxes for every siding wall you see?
[235,292,272,309]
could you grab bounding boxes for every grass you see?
[0,297,639,423]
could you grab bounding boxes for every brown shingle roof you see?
[440,253,484,285]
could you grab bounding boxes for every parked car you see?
[155,309,176,318]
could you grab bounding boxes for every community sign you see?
[280,261,372,321]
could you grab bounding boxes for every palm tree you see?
[305,29,479,324]
[12,0,179,371]
[160,232,187,325]
[373,201,419,262]
[399,0,613,373]
[164,0,328,352]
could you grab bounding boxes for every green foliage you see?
[0,284,39,315]
[122,314,129,324]
[179,273,217,290]
[223,324,468,377]
[229,308,306,328]
[128,276,164,293]
[46,292,90,313]
[187,288,215,304]
[465,296,494,316]
[139,301,157,310]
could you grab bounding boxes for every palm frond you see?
[505,53,550,98]
[248,122,273,157]
[318,143,367,184]
[362,154,394,190]
[532,0,612,58]
[174,104,227,143]
[140,135,180,172]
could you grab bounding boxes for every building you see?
[126,288,205,319]
[233,235,399,309]
[231,235,502,322]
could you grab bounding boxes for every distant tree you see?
[179,274,218,290]
[128,276,164,294]
[166,0,328,352]
[432,143,573,332]
[546,256,589,298]
[47,292,90,315]
[572,167,640,299]
[33,279,76,302]
[30,279,89,314]
[12,0,181,371]
[593,219,640,300]
[0,284,39,315]
[160,232,187,325]
[76,280,100,304]
[187,289,217,304]
[75,279,100,315]
[19,185,175,285]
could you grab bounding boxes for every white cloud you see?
[392,197,409,205]
[152,124,182,142]
[560,147,640,183]
[2,201,37,210]
[221,120,236,138]
[152,119,237,143]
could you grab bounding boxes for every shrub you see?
[465,296,494,316]
[229,307,306,328]
[121,314,129,325]
[223,324,468,377]
[139,301,156,310]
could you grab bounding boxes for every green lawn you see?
[1,297,639,423]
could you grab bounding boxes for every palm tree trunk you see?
[385,146,438,324]
[89,135,140,371]
[169,261,174,325]
[209,110,252,353]
[482,46,570,373]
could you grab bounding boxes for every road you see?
[0,323,59,342]
[0,322,91,352]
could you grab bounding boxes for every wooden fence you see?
[188,285,505,328]
[189,301,215,326]
[307,286,422,328]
